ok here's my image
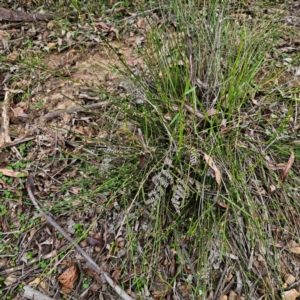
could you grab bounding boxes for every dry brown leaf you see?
[116,236,125,248]
[126,289,138,298]
[6,51,19,62]
[139,154,148,169]
[83,266,102,284]
[266,162,286,171]
[0,30,8,39]
[178,284,189,293]
[137,17,147,30]
[203,152,222,189]
[46,42,56,49]
[217,200,228,208]
[225,273,233,283]
[228,290,238,300]
[288,240,300,254]
[284,274,296,285]
[90,282,102,292]
[11,106,29,118]
[4,275,18,286]
[206,108,217,116]
[282,289,300,300]
[220,126,231,135]
[95,245,102,252]
[61,286,72,294]
[0,258,8,268]
[86,236,104,249]
[58,263,79,289]
[164,113,171,120]
[29,228,37,238]
[0,168,26,178]
[112,267,121,285]
[80,239,88,248]
[47,21,56,29]
[282,151,295,183]
[28,278,41,285]
[111,27,119,40]
[97,22,110,32]
[39,280,47,291]
[168,249,176,278]
[151,278,168,299]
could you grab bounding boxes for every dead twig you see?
[183,103,204,120]
[212,260,229,300]
[5,137,35,148]
[6,265,40,297]
[40,101,111,121]
[26,174,132,300]
[0,91,11,148]
[0,250,58,275]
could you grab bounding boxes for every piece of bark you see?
[0,92,11,148]
[40,101,111,121]
[0,7,53,22]
[23,286,54,300]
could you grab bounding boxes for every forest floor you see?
[0,1,300,299]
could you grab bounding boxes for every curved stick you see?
[26,174,132,300]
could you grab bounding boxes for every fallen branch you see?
[0,7,53,22]
[26,174,132,300]
[40,101,111,121]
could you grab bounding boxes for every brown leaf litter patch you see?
[0,3,155,298]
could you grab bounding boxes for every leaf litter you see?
[0,0,300,299]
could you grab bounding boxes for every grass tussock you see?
[109,0,300,298]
